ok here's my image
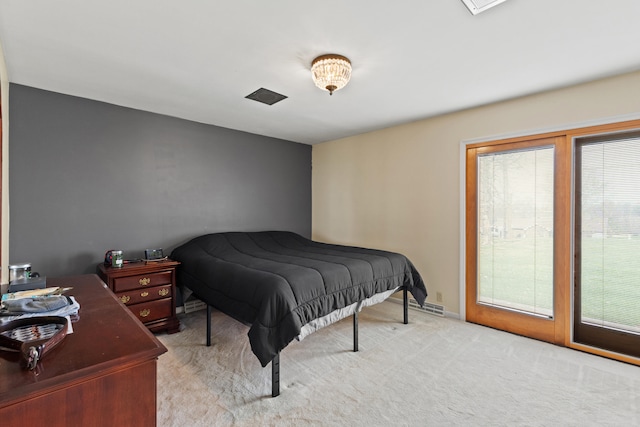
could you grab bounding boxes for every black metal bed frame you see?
[205,288,410,397]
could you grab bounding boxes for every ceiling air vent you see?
[245,88,287,106]
[460,0,509,15]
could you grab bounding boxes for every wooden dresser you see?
[97,259,180,334]
[0,274,167,426]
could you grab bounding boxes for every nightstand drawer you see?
[97,259,181,334]
[113,271,172,292]
[130,298,172,324]
[116,284,172,306]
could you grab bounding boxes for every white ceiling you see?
[1,1,639,145]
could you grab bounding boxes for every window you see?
[477,146,554,317]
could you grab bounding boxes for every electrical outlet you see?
[436,292,443,303]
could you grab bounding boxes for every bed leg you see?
[272,353,280,397]
[353,311,359,352]
[403,288,409,325]
[206,305,212,347]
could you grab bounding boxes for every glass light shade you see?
[311,54,352,95]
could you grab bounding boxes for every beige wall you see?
[312,70,640,317]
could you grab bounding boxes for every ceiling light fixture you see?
[311,54,352,96]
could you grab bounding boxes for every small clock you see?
[144,248,164,260]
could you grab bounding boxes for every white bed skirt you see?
[296,287,400,341]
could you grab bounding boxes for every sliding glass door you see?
[574,131,640,358]
[466,136,568,344]
[466,120,640,364]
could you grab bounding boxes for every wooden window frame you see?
[464,118,640,366]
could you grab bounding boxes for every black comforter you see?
[171,231,427,367]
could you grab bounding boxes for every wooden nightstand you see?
[97,259,180,334]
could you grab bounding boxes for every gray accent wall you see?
[9,84,311,277]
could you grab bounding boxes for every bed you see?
[170,231,427,396]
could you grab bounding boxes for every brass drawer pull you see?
[140,309,151,318]
[140,291,149,297]
[158,289,169,297]
[139,277,151,286]
[119,295,130,304]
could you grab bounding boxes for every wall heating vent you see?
[408,298,445,317]
[183,297,207,313]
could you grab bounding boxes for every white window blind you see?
[477,146,554,317]
[579,135,640,334]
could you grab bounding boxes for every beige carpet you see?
[156,302,640,426]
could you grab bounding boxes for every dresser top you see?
[0,274,167,406]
